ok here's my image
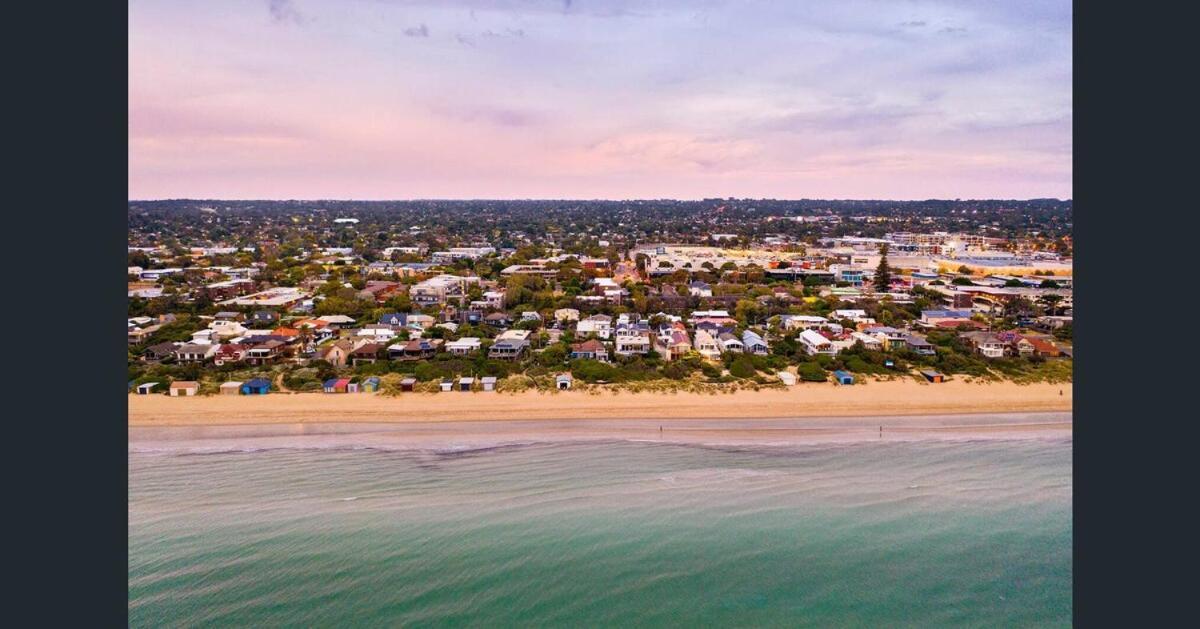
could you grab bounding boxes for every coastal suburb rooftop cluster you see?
[127,199,1072,397]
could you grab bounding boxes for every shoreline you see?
[130,412,1072,451]
[129,379,1071,427]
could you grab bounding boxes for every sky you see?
[129,0,1072,200]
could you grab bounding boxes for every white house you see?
[741,330,769,355]
[576,315,613,339]
[693,329,722,360]
[779,315,829,331]
[445,337,482,355]
[799,329,836,356]
[718,332,744,353]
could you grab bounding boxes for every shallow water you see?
[129,435,1072,626]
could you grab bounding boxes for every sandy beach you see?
[129,380,1071,427]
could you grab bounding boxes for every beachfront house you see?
[445,337,483,356]
[799,329,836,356]
[741,330,769,355]
[458,377,475,392]
[481,376,498,392]
[693,329,722,360]
[400,377,417,392]
[718,332,744,354]
[920,370,945,383]
[135,382,161,395]
[576,314,613,339]
[350,343,386,365]
[614,327,653,356]
[220,381,243,395]
[570,339,610,362]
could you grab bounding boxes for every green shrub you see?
[729,355,757,378]
[797,362,827,382]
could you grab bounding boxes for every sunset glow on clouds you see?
[129,0,1071,200]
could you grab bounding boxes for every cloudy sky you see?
[129,0,1071,200]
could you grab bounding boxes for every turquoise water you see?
[129,437,1072,626]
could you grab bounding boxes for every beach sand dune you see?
[129,380,1071,427]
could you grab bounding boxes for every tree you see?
[874,244,892,292]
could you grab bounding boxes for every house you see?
[135,382,161,395]
[245,340,287,364]
[458,377,475,392]
[903,334,937,356]
[410,274,478,306]
[741,330,769,355]
[570,339,610,362]
[214,311,244,322]
[313,339,355,367]
[169,381,199,397]
[556,373,573,390]
[251,310,279,326]
[323,378,351,393]
[483,312,514,328]
[779,315,829,331]
[1018,335,1061,357]
[378,312,408,327]
[350,342,385,365]
[614,326,653,356]
[175,343,217,363]
[127,324,161,345]
[316,314,357,328]
[848,332,883,350]
[920,309,974,326]
[693,329,722,360]
[142,342,180,362]
[832,309,874,324]
[833,370,854,385]
[960,331,1011,358]
[718,332,744,353]
[576,314,613,339]
[481,290,506,309]
[388,338,440,360]
[481,376,498,391]
[554,308,580,324]
[867,327,910,351]
[689,281,713,297]
[406,314,436,330]
[799,329,837,356]
[489,338,530,360]
[920,370,945,383]
[219,381,243,396]
[400,377,417,392]
[213,344,248,366]
[520,311,543,323]
[241,378,271,395]
[356,325,401,342]
[659,329,693,362]
[359,281,406,304]
[445,337,483,356]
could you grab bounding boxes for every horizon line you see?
[129,196,1072,203]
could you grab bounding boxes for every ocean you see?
[129,433,1072,626]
